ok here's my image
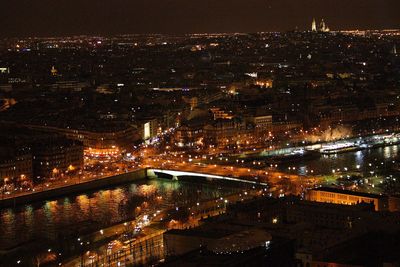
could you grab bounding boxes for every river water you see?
[0,178,246,250]
[276,144,399,177]
[267,144,400,199]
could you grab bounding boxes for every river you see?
[277,144,399,176]
[0,178,246,251]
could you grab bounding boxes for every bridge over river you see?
[147,168,269,186]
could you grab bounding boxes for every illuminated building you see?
[144,122,151,140]
[96,84,115,94]
[0,67,9,74]
[32,139,83,179]
[311,18,317,32]
[70,127,136,152]
[245,72,258,78]
[50,66,58,76]
[252,115,273,130]
[320,19,330,32]
[190,97,198,110]
[50,80,89,92]
[272,121,302,133]
[174,125,203,147]
[306,187,388,211]
[312,18,330,32]
[143,119,159,140]
[0,147,32,183]
[320,19,326,32]
[25,124,138,153]
[85,146,120,157]
[209,108,234,120]
[255,79,273,88]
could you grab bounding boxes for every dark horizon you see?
[1,0,399,38]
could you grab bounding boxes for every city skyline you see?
[1,0,400,37]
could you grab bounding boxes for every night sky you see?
[1,0,399,37]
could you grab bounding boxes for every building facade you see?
[0,147,32,184]
[32,140,84,179]
[306,187,389,211]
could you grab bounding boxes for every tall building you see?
[312,18,330,32]
[320,19,330,32]
[320,19,326,32]
[142,119,160,140]
[311,18,317,32]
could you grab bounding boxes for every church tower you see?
[319,19,326,32]
[312,18,317,32]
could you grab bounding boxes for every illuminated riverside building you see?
[0,147,32,184]
[32,139,84,179]
[175,112,301,147]
[25,124,138,156]
[0,139,83,182]
[306,187,389,211]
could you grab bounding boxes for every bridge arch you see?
[147,168,268,186]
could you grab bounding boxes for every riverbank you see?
[63,189,254,267]
[0,169,147,209]
[236,132,400,159]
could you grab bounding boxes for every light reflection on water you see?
[279,144,400,176]
[0,178,240,249]
[383,145,398,159]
